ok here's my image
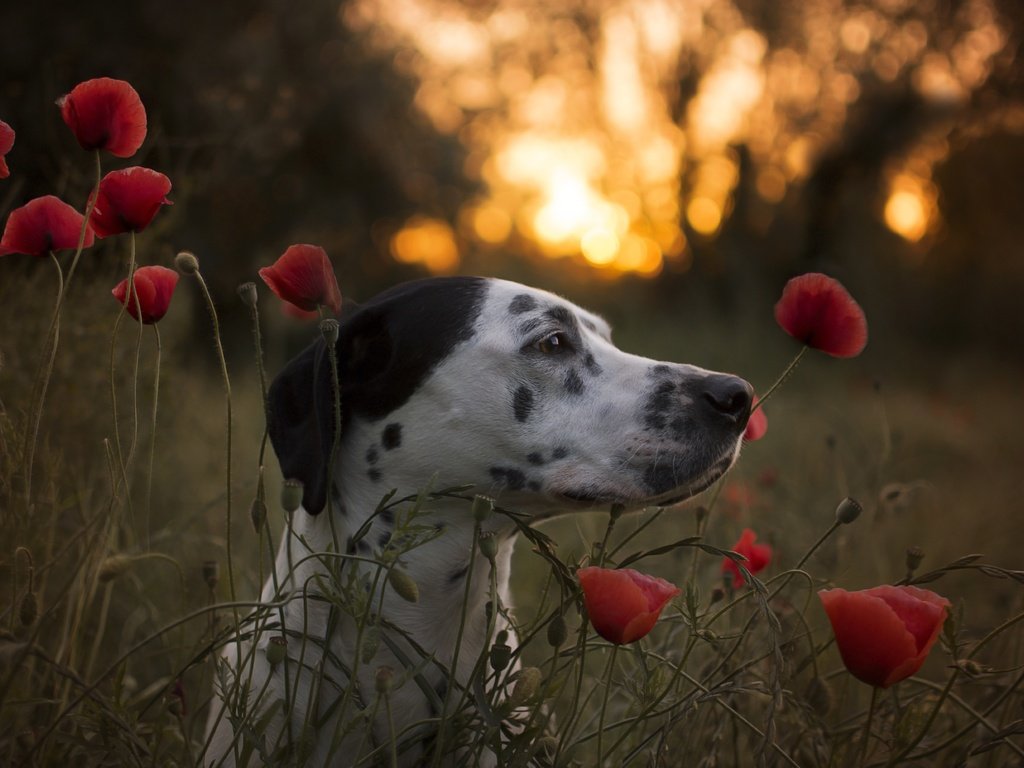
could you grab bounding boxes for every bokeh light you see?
[343,0,1012,276]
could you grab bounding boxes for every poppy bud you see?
[835,497,862,525]
[361,625,380,663]
[98,554,135,582]
[547,614,567,648]
[202,560,220,590]
[375,665,394,694]
[265,636,287,667]
[237,281,258,308]
[509,667,542,707]
[479,532,498,563]
[174,251,199,275]
[905,546,924,572]
[250,496,267,533]
[281,479,304,513]
[955,658,986,677]
[710,587,725,605]
[388,567,419,603]
[490,639,512,671]
[19,591,38,626]
[472,494,494,523]
[319,318,339,346]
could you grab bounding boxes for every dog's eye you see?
[536,332,570,355]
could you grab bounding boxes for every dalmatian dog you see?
[204,276,752,766]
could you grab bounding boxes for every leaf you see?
[616,536,703,568]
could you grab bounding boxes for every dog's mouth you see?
[551,450,737,509]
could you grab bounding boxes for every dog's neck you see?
[274,464,520,682]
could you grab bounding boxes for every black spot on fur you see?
[378,530,391,548]
[583,352,602,375]
[434,678,448,702]
[509,294,537,314]
[564,369,585,396]
[552,446,569,460]
[380,507,394,525]
[365,447,379,464]
[382,423,402,450]
[650,364,671,376]
[447,563,469,584]
[545,306,575,327]
[526,452,545,466]
[267,277,487,515]
[527,480,541,492]
[357,539,370,554]
[644,462,680,495]
[644,380,676,430]
[346,537,356,554]
[368,468,382,483]
[513,386,535,422]
[582,318,597,332]
[490,467,526,490]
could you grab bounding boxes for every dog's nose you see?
[701,374,753,424]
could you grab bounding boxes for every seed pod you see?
[489,640,512,672]
[479,532,498,563]
[388,567,419,603]
[98,554,135,583]
[174,251,199,274]
[905,546,925,572]
[835,497,862,525]
[472,494,494,523]
[319,318,339,346]
[375,665,394,694]
[609,503,625,522]
[546,614,567,648]
[237,282,258,308]
[202,560,220,590]
[281,479,304,513]
[361,625,380,663]
[265,636,287,667]
[509,667,542,707]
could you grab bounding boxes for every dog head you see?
[268,277,752,515]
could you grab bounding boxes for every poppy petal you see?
[111,265,179,323]
[774,273,868,358]
[59,78,147,158]
[0,119,14,179]
[0,196,94,257]
[259,244,342,315]
[90,167,172,237]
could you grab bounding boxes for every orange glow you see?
[344,0,1009,276]
[884,175,935,242]
[390,217,460,273]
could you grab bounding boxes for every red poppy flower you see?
[818,585,950,688]
[743,396,767,442]
[58,78,147,158]
[722,528,772,588]
[111,265,179,323]
[577,566,681,645]
[0,120,14,179]
[774,273,868,358]
[89,167,172,238]
[258,244,342,316]
[0,196,95,257]
[280,301,321,321]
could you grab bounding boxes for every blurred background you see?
[1,0,1022,585]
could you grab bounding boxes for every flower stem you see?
[755,345,808,410]
[22,151,101,501]
[145,324,162,549]
[109,233,140,528]
[596,643,619,767]
[190,267,238,620]
[859,686,879,768]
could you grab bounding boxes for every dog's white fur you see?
[204,278,751,766]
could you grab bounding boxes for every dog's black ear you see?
[266,309,392,514]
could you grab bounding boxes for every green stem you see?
[22,151,101,500]
[597,644,619,767]
[109,233,140,529]
[145,325,162,549]
[860,686,879,768]
[191,267,237,620]
[755,345,808,409]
